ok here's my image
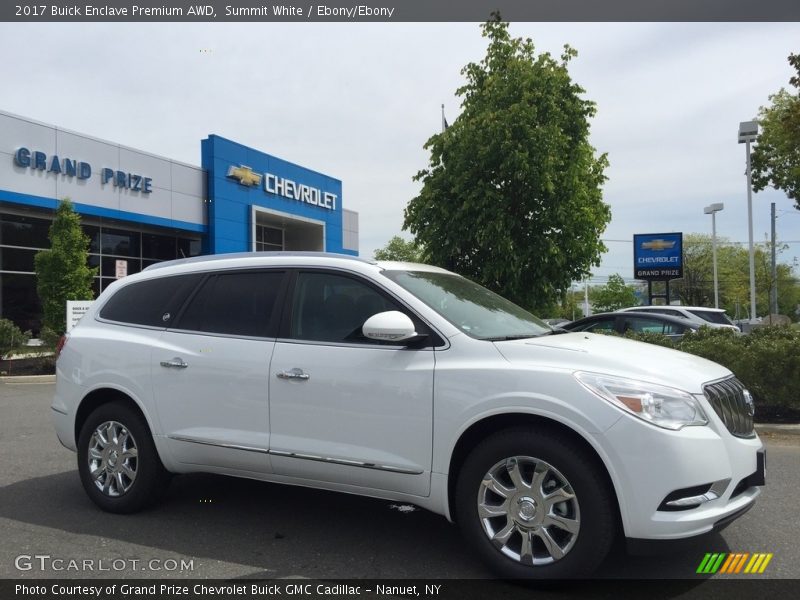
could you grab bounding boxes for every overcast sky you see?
[1,22,799,285]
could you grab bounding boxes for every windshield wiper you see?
[483,334,541,341]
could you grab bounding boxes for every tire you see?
[455,427,617,579]
[77,401,171,513]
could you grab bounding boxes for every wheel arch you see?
[446,413,622,529]
[74,386,156,447]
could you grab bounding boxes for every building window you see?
[0,207,202,332]
[256,225,284,252]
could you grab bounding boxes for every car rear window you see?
[688,310,732,325]
[99,274,203,327]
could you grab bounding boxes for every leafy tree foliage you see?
[34,199,96,334]
[404,18,610,312]
[751,54,800,209]
[589,274,637,313]
[674,234,799,320]
[373,236,423,262]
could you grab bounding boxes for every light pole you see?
[704,202,724,308]
[738,121,759,323]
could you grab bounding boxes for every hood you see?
[493,332,731,394]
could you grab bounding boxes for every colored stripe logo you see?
[696,553,773,574]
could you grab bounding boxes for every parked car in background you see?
[562,311,703,341]
[53,253,764,579]
[618,305,740,332]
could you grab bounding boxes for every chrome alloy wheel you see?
[87,421,138,497]
[477,456,580,566]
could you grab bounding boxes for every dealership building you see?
[0,109,359,333]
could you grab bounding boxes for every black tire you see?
[455,427,617,579]
[77,401,171,513]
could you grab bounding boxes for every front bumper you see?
[601,413,763,540]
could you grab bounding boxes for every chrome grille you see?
[702,377,755,438]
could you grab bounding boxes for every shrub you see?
[620,330,676,348]
[0,319,31,358]
[677,326,800,409]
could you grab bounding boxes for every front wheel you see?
[455,427,617,579]
[77,401,170,513]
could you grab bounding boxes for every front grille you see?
[702,377,755,438]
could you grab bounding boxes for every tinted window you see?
[100,274,203,327]
[0,214,50,248]
[176,271,284,337]
[688,309,732,325]
[101,228,140,257]
[581,319,615,332]
[624,317,685,335]
[290,272,399,344]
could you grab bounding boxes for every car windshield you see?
[382,270,551,340]
[688,309,734,326]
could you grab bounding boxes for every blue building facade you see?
[202,134,357,256]
[0,110,359,332]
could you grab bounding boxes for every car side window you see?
[99,274,203,328]
[626,317,667,334]
[173,270,285,337]
[289,272,403,344]
[662,322,687,335]
[582,319,615,332]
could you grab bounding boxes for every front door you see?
[268,270,435,496]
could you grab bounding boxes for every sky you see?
[1,21,798,286]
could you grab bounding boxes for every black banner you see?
[2,0,800,22]
[4,579,800,600]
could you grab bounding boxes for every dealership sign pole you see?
[633,233,684,305]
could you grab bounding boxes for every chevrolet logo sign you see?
[642,239,676,251]
[227,165,262,187]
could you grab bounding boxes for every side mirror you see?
[362,311,421,343]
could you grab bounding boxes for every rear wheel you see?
[77,402,170,513]
[456,427,617,579]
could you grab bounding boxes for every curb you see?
[0,374,56,383]
[755,423,800,437]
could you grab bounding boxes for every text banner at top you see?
[3,0,800,22]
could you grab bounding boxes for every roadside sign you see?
[633,233,683,280]
[66,300,94,332]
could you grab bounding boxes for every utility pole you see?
[770,202,778,317]
[739,121,759,323]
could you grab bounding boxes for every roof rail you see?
[143,251,374,272]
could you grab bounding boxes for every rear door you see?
[151,269,288,474]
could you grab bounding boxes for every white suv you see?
[53,253,764,578]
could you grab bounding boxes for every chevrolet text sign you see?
[633,233,683,280]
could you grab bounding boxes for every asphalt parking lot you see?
[1,380,798,582]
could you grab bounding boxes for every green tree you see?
[34,199,96,334]
[675,234,800,321]
[403,17,610,312]
[675,233,715,307]
[590,274,637,313]
[373,236,423,262]
[750,54,800,209]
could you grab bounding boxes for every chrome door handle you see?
[160,357,188,369]
[277,368,310,381]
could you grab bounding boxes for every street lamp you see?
[704,202,724,308]
[738,120,759,323]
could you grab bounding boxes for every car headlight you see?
[574,372,708,430]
